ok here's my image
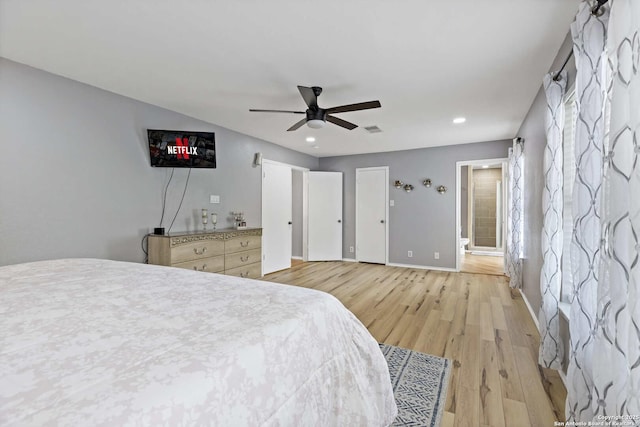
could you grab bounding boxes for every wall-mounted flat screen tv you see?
[147,129,216,168]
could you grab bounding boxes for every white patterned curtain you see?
[592,0,640,418]
[539,71,567,370]
[566,1,609,422]
[506,138,524,289]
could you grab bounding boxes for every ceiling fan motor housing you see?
[306,109,326,121]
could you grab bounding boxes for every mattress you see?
[0,258,397,426]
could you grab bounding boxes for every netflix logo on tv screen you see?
[147,129,216,168]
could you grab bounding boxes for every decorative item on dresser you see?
[148,228,262,279]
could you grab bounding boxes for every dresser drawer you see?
[225,262,262,279]
[173,255,224,273]
[171,239,225,264]
[224,248,261,270]
[225,235,261,254]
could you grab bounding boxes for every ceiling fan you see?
[249,86,381,131]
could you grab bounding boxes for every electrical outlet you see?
[434,252,440,260]
[349,246,354,253]
[390,199,395,207]
[408,250,413,258]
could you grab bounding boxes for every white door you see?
[262,162,292,274]
[308,171,343,261]
[356,167,388,264]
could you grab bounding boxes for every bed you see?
[0,258,397,426]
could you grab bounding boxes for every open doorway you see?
[456,158,507,275]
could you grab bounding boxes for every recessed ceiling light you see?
[482,165,489,169]
[306,136,316,143]
[453,117,466,124]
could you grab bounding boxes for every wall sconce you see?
[437,185,447,194]
[252,152,262,167]
[404,184,414,192]
[394,180,404,189]
[422,178,432,187]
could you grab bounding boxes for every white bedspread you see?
[0,259,397,426]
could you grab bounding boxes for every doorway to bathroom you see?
[455,158,508,274]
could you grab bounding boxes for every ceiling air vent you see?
[364,125,382,133]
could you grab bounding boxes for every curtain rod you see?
[552,0,609,81]
[552,51,574,81]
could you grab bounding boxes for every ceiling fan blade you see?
[325,100,381,114]
[249,109,305,114]
[297,86,318,109]
[287,118,308,131]
[326,115,357,130]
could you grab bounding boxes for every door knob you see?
[380,220,385,223]
[288,221,292,225]
[338,219,342,223]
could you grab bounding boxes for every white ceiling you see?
[0,0,579,157]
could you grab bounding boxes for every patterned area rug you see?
[380,344,451,427]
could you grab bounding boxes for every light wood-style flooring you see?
[264,261,566,427]
[461,253,505,276]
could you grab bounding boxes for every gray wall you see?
[319,140,512,269]
[516,32,575,313]
[0,58,318,266]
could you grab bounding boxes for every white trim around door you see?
[455,158,508,272]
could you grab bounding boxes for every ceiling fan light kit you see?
[307,119,325,129]
[250,85,381,132]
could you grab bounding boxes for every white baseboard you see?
[519,288,540,331]
[337,259,455,271]
[296,257,354,262]
[386,262,457,272]
[518,289,571,388]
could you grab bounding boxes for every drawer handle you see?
[240,241,250,247]
[193,264,207,271]
[240,271,249,278]
[194,247,207,255]
[240,255,250,262]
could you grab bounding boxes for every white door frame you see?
[355,166,389,265]
[455,158,508,272]
[261,159,310,275]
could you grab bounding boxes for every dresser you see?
[148,228,262,279]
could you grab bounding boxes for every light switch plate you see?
[210,195,220,204]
